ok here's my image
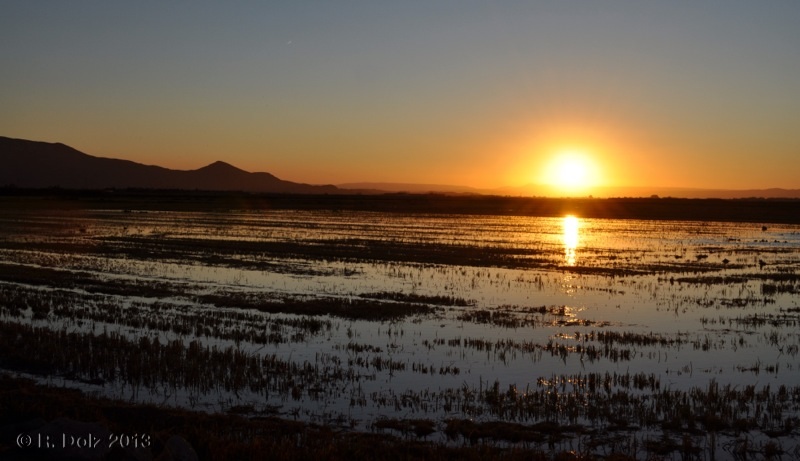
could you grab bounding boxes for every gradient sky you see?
[2,2,799,191]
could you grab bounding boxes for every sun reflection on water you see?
[563,215,579,266]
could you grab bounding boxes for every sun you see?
[554,156,588,188]
[541,149,600,194]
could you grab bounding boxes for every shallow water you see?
[1,209,799,455]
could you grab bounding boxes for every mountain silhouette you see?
[0,136,339,193]
[3,136,798,198]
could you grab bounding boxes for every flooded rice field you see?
[1,207,799,459]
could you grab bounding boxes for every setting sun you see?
[554,156,588,187]
[541,149,601,194]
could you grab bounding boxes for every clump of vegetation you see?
[359,291,474,307]
[199,291,437,320]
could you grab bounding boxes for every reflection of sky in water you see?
[2,210,800,428]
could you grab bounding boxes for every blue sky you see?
[2,2,799,190]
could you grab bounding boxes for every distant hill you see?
[337,182,485,195]
[3,136,798,198]
[338,181,800,199]
[494,184,800,199]
[0,136,339,194]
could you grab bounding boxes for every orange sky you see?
[2,3,799,193]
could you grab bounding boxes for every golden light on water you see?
[563,215,579,266]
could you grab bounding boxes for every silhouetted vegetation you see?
[1,189,799,223]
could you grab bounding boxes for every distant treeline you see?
[1,188,799,224]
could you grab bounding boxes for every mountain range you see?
[0,136,338,194]
[1,136,798,198]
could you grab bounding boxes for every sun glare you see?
[555,157,588,187]
[542,149,600,194]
